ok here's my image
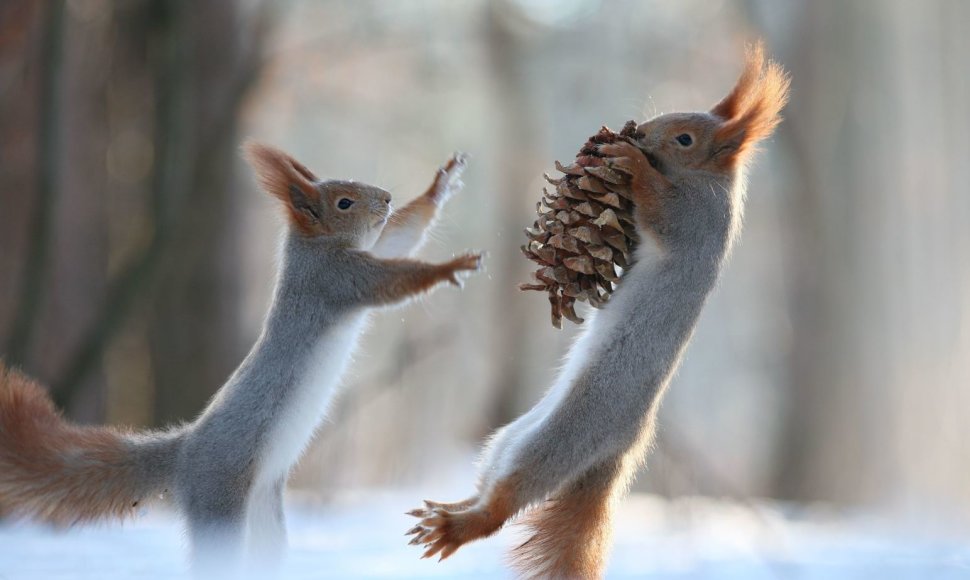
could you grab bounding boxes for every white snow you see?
[1,489,968,579]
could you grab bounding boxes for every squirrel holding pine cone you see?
[407,43,790,580]
[0,37,788,580]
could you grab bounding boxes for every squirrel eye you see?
[675,133,693,147]
[337,198,354,210]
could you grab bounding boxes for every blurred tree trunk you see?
[144,0,256,425]
[1,0,268,425]
[482,1,548,429]
[765,0,970,509]
[766,0,891,505]
[0,0,111,421]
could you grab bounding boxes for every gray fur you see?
[487,111,746,503]
[408,48,789,577]
[409,112,756,569]
[494,179,739,504]
[139,148,474,572]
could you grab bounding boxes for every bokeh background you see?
[2,0,970,576]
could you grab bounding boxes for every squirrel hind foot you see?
[415,505,504,561]
[406,489,513,561]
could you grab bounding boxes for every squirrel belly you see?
[498,223,729,505]
[256,313,367,487]
[179,306,370,502]
[478,230,673,489]
[178,234,378,497]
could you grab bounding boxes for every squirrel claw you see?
[444,252,485,287]
[406,499,501,562]
[428,152,468,205]
[596,142,666,195]
[408,531,428,545]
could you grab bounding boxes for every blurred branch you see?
[52,1,274,408]
[3,0,65,366]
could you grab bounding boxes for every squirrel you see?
[0,142,483,572]
[406,43,790,579]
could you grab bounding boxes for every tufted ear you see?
[243,140,327,235]
[710,42,791,169]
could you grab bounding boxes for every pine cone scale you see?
[521,121,644,328]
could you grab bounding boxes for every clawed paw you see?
[598,142,650,179]
[444,252,485,287]
[428,152,468,205]
[597,141,669,201]
[405,498,498,561]
[406,498,476,519]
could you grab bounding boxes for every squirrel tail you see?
[0,362,182,525]
[511,453,639,579]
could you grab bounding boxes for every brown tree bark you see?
[1,0,269,425]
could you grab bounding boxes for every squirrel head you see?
[243,141,392,247]
[636,42,790,179]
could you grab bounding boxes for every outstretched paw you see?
[405,500,503,561]
[442,252,485,288]
[426,152,468,206]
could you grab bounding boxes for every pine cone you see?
[520,121,644,328]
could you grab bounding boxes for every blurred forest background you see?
[1,0,969,532]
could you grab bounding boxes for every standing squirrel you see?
[407,43,790,579]
[0,143,482,572]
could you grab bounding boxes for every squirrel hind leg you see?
[511,459,627,580]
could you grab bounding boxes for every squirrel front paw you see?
[441,252,485,288]
[597,141,666,193]
[598,141,669,230]
[427,152,468,206]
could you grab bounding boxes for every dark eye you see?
[676,133,693,147]
[337,198,354,210]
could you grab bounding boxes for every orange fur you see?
[0,363,146,525]
[415,477,520,561]
[385,193,437,229]
[409,42,787,579]
[511,455,638,580]
[242,141,327,236]
[369,254,482,304]
[385,153,465,233]
[711,42,791,169]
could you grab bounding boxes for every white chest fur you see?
[255,313,369,486]
[488,233,669,478]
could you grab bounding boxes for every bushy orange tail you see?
[512,455,636,579]
[0,362,179,525]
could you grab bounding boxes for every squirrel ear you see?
[243,140,327,235]
[710,42,790,168]
[710,42,766,121]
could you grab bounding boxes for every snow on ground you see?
[1,488,969,579]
